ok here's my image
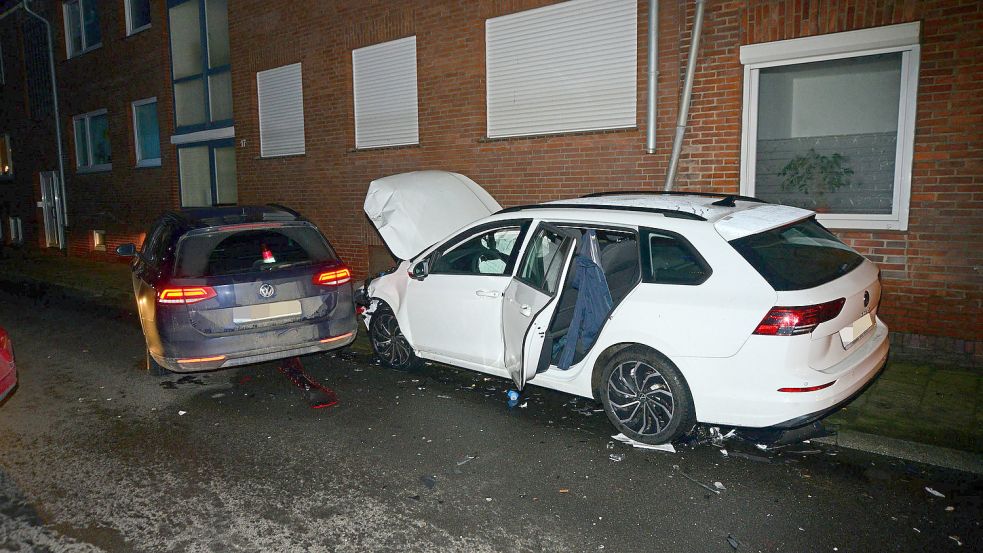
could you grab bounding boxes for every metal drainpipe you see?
[645,0,659,154]
[22,0,69,248]
[664,0,707,192]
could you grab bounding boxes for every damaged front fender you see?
[360,261,411,329]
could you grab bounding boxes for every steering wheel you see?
[471,249,510,273]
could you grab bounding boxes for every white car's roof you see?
[532,194,815,240]
[364,171,815,259]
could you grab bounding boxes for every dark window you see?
[174,225,337,277]
[141,221,172,265]
[431,226,523,276]
[641,229,711,285]
[730,218,864,291]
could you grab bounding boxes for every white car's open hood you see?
[364,171,502,260]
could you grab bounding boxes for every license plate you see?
[839,313,875,348]
[233,300,302,324]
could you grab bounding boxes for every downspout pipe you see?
[664,0,706,191]
[22,0,68,247]
[645,0,659,154]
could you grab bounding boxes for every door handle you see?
[519,304,532,317]
[475,290,503,298]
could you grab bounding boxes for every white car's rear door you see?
[502,223,578,389]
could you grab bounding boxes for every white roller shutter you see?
[352,36,419,149]
[486,0,637,138]
[257,63,305,157]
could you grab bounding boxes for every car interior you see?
[545,227,641,369]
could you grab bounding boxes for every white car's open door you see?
[502,223,579,389]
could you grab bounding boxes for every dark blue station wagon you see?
[117,205,357,374]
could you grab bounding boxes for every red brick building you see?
[1,0,980,357]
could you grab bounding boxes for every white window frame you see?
[63,0,102,58]
[131,97,161,167]
[257,62,306,157]
[739,23,920,231]
[0,133,12,179]
[484,0,638,139]
[73,108,112,173]
[352,36,419,149]
[124,0,152,36]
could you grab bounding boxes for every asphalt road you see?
[0,289,979,552]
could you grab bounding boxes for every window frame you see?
[739,23,920,231]
[351,35,419,150]
[167,0,233,135]
[0,133,12,179]
[73,109,112,173]
[124,0,152,36]
[131,97,161,168]
[639,228,712,286]
[63,0,102,58]
[426,219,532,277]
[177,139,236,208]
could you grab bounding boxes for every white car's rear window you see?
[730,218,864,291]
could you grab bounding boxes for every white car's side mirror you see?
[409,259,430,281]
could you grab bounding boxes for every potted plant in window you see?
[778,149,854,212]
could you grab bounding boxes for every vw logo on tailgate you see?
[258,283,276,299]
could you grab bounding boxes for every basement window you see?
[739,23,920,231]
[93,230,106,251]
[63,0,102,58]
[0,134,12,178]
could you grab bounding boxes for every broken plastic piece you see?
[925,487,945,498]
[726,534,740,550]
[714,481,726,491]
[612,433,676,453]
[672,465,720,495]
[456,455,476,466]
[608,453,625,462]
[420,475,437,489]
[279,357,339,408]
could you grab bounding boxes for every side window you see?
[141,222,166,262]
[516,225,571,295]
[641,228,711,285]
[430,226,523,276]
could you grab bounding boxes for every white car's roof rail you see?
[496,203,707,221]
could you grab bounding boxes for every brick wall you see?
[228,0,981,344]
[53,0,177,262]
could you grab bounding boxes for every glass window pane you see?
[88,113,111,165]
[205,0,230,68]
[74,118,89,167]
[755,52,902,215]
[65,2,83,56]
[174,78,206,127]
[135,102,160,161]
[128,0,152,31]
[213,146,237,204]
[433,228,520,276]
[208,71,233,122]
[179,146,212,207]
[168,1,202,80]
[647,233,707,285]
[81,0,101,47]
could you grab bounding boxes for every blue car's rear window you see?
[174,225,337,277]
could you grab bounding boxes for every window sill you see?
[817,214,908,232]
[348,143,420,153]
[67,43,102,60]
[258,152,306,160]
[136,159,161,168]
[77,164,112,174]
[126,24,151,37]
[479,126,637,143]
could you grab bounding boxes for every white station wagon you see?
[359,171,889,444]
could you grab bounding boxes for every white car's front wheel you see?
[600,348,695,445]
[369,303,420,371]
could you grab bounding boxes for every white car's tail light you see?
[753,298,846,336]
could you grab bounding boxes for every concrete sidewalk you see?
[1,248,981,464]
